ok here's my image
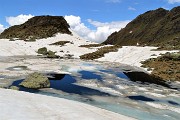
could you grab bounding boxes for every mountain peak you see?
[0,15,71,39]
[103,6,180,49]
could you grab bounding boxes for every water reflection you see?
[128,95,156,102]
[8,60,180,120]
[49,74,110,96]
[11,74,111,96]
[124,72,171,88]
[79,70,102,80]
[168,101,180,106]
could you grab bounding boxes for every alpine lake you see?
[0,56,179,120]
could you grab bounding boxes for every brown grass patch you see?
[141,52,180,81]
[79,44,104,48]
[50,41,70,46]
[80,45,120,60]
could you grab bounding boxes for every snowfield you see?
[0,30,178,70]
[0,30,97,58]
[0,88,136,120]
[97,46,178,70]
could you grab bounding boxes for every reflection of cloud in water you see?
[79,70,102,80]
[146,102,180,114]
[49,75,111,96]
[8,59,180,120]
[61,62,105,73]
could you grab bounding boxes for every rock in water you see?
[9,86,19,91]
[20,72,50,89]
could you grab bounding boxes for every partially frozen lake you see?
[0,56,180,120]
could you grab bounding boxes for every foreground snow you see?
[0,88,136,120]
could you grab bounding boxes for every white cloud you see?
[167,0,180,4]
[0,24,6,33]
[87,19,130,42]
[106,0,121,3]
[6,14,34,26]
[65,15,130,43]
[128,6,136,11]
[64,15,91,37]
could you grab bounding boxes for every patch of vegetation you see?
[80,45,120,60]
[50,41,70,46]
[37,47,48,55]
[141,52,180,81]
[161,52,180,61]
[27,37,36,42]
[20,72,50,89]
[9,86,19,90]
[37,47,59,58]
[155,37,180,50]
[79,44,104,48]
[9,38,15,41]
[46,50,59,58]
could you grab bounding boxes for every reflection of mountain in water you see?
[124,72,171,88]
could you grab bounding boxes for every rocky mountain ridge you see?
[103,6,180,49]
[0,15,71,39]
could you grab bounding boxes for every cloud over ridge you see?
[6,14,34,26]
[3,14,130,43]
[0,24,6,33]
[65,15,130,43]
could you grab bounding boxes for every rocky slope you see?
[0,15,71,39]
[141,52,180,81]
[103,6,180,49]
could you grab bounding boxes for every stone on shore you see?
[9,86,19,91]
[20,72,50,89]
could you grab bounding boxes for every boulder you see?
[37,47,48,55]
[47,50,59,58]
[9,86,19,90]
[20,72,50,89]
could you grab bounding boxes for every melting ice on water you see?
[9,60,180,120]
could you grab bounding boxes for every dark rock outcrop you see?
[103,6,180,49]
[0,15,71,39]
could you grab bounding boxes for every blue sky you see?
[0,0,179,42]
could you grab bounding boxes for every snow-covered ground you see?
[97,46,178,72]
[0,88,136,120]
[0,31,97,58]
[0,30,178,71]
